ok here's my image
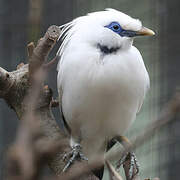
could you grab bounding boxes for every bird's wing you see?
[57,63,71,135]
[56,20,77,135]
[137,80,150,114]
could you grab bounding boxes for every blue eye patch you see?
[105,22,138,37]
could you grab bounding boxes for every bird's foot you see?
[63,144,88,172]
[116,152,139,180]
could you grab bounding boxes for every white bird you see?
[57,8,154,178]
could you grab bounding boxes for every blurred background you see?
[0,0,179,179]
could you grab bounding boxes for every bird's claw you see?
[63,144,88,172]
[116,152,139,180]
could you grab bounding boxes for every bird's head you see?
[58,9,155,56]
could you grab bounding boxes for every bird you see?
[56,8,154,179]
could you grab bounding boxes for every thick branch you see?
[1,25,98,180]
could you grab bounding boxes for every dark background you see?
[0,0,180,179]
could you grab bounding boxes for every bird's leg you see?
[114,136,140,180]
[63,139,88,172]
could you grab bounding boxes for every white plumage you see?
[57,9,154,162]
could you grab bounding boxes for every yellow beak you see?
[136,26,155,36]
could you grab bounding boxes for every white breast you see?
[57,44,149,158]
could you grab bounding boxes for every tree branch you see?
[0,68,14,98]
[0,25,98,180]
[28,25,60,80]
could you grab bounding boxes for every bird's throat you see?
[97,43,120,55]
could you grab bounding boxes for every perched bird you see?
[57,8,154,178]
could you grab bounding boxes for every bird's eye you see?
[105,22,122,33]
[112,25,120,30]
